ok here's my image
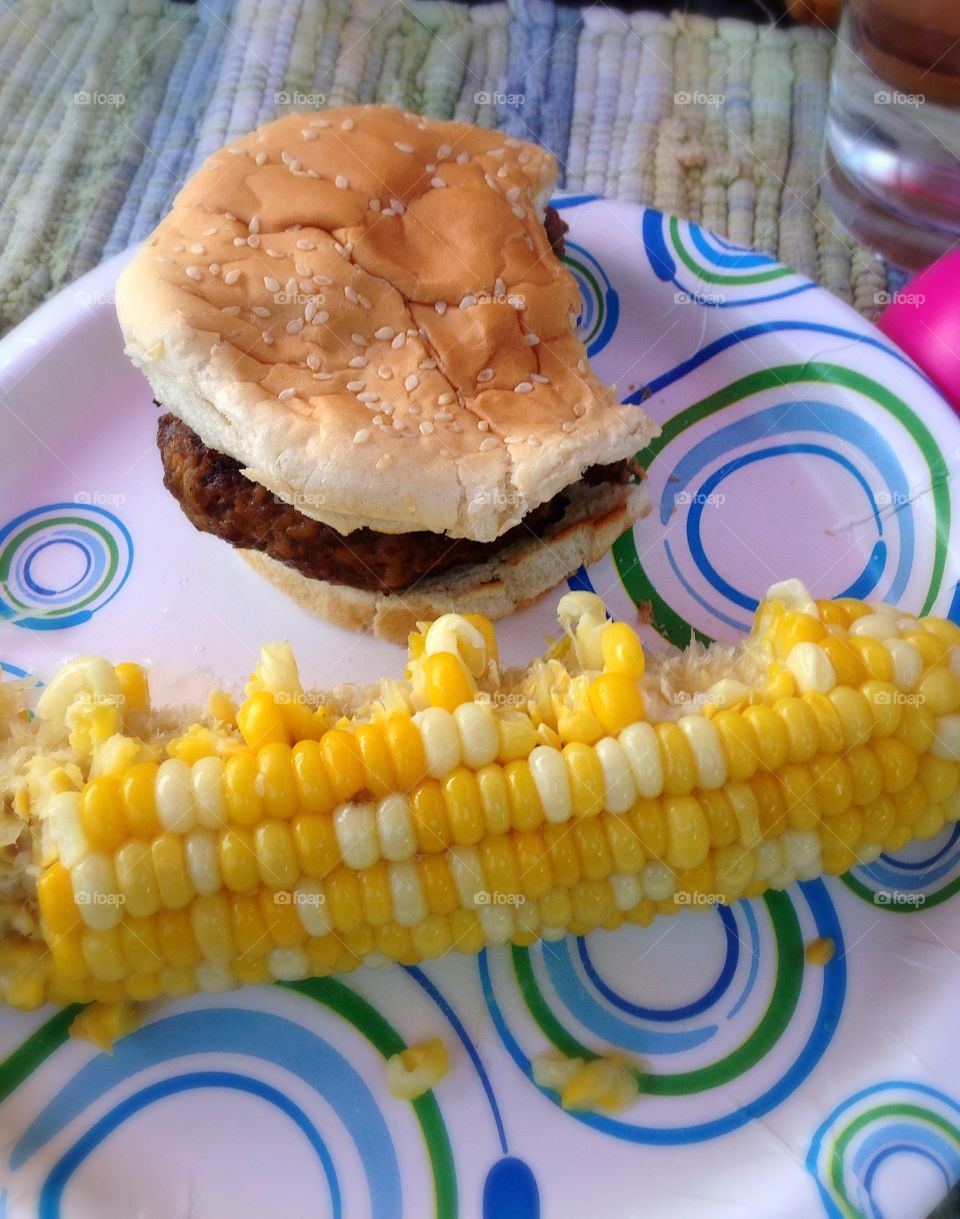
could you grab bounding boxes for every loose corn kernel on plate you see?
[1,200,960,1219]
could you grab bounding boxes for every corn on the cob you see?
[1,580,958,1020]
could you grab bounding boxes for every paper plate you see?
[1,197,959,1219]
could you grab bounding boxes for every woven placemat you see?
[0,0,893,336]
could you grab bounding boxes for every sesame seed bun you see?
[240,479,649,642]
[116,104,656,543]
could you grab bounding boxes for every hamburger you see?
[116,105,656,640]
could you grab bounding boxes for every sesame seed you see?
[419,358,437,370]
[185,266,203,280]
[264,276,280,292]
[456,151,469,164]
[494,277,505,297]
[296,239,315,250]
[222,304,241,316]
[484,174,498,191]
[504,435,521,445]
[357,391,379,403]
[315,274,333,286]
[191,243,206,254]
[352,333,369,346]
[278,388,296,401]
[531,372,549,383]
[431,176,446,189]
[353,428,370,444]
[573,403,587,417]
[478,420,489,431]
[519,151,530,164]
[527,435,540,446]
[404,374,419,392]
[437,143,451,159]
[436,411,452,422]
[349,355,367,368]
[480,437,498,451]
[357,294,372,310]
[247,235,261,249]
[249,216,260,234]
[506,187,520,203]
[476,368,494,382]
[376,454,392,470]
[341,118,354,130]
[380,401,394,415]
[562,421,576,433]
[266,248,283,258]
[515,382,534,394]
[577,359,587,373]
[314,371,333,380]
[378,365,393,379]
[372,415,384,426]
[374,326,395,341]
[505,137,522,148]
[369,199,382,212]
[460,295,477,310]
[426,162,436,173]
[253,305,271,318]
[391,332,406,349]
[172,243,183,252]
[298,279,313,293]
[389,198,406,215]
[347,380,365,392]
[394,141,414,152]
[316,310,330,323]
[489,148,505,158]
[335,174,349,190]
[303,300,317,322]
[512,205,526,219]
[289,157,302,172]
[419,420,434,435]
[307,352,322,369]
[310,117,330,128]
[286,319,304,334]
[497,166,509,179]
[301,128,318,140]
[203,226,218,236]
[156,255,173,263]
[435,301,447,316]
[524,333,540,345]
[334,242,349,258]
[224,212,237,221]
[233,237,247,247]
[438,392,454,405]
[345,286,359,305]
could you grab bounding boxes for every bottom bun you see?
[239,480,649,642]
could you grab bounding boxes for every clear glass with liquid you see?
[823,0,960,268]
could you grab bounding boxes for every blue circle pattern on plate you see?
[640,209,815,306]
[807,1081,960,1219]
[9,1009,399,1219]
[0,503,133,631]
[480,881,846,1144]
[842,823,960,913]
[561,239,619,357]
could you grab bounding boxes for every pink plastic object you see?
[876,251,960,413]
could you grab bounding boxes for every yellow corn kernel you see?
[410,781,451,853]
[353,724,395,799]
[779,764,818,830]
[386,1037,450,1099]
[416,855,456,915]
[166,726,219,766]
[588,673,644,735]
[760,662,795,704]
[38,863,79,935]
[291,811,339,877]
[234,956,272,985]
[442,768,486,845]
[352,860,389,925]
[156,908,201,968]
[663,796,710,870]
[120,763,160,838]
[828,687,874,750]
[492,712,536,761]
[726,782,762,848]
[802,691,845,755]
[895,704,936,755]
[921,617,960,646]
[846,636,894,683]
[514,831,554,899]
[320,729,366,803]
[123,974,163,1002]
[712,711,759,782]
[812,756,855,819]
[290,741,335,815]
[115,840,161,918]
[504,760,545,831]
[151,833,195,909]
[544,823,582,888]
[695,790,738,848]
[410,914,454,961]
[675,857,716,899]
[230,894,269,957]
[603,812,645,874]
[749,772,786,836]
[254,820,299,889]
[861,681,903,736]
[820,636,865,688]
[913,803,945,840]
[224,752,263,826]
[236,691,290,750]
[114,662,149,714]
[903,630,949,667]
[258,743,297,819]
[207,688,237,726]
[572,816,613,881]
[654,724,697,797]
[85,980,126,1005]
[50,931,89,981]
[81,926,126,982]
[874,737,920,794]
[847,747,884,806]
[816,600,852,627]
[893,779,929,826]
[280,699,325,744]
[742,705,789,771]
[601,622,646,679]
[423,652,477,711]
[774,698,819,764]
[540,888,574,932]
[80,776,127,853]
[119,918,162,974]
[917,666,960,716]
[562,742,605,817]
[556,702,605,746]
[774,611,825,659]
[629,798,667,858]
[260,891,306,948]
[862,796,896,843]
[219,827,260,892]
[806,936,836,966]
[475,764,512,835]
[382,715,427,790]
[828,809,864,851]
[918,755,959,804]
[70,999,139,1049]
[570,880,614,927]
[325,867,364,933]
[478,835,519,898]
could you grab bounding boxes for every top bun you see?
[117,105,656,542]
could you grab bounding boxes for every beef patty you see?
[157,415,634,593]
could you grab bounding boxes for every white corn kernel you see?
[765,579,818,617]
[619,722,664,799]
[293,879,330,936]
[413,708,462,778]
[37,657,121,727]
[595,737,636,814]
[884,639,924,692]
[610,873,643,911]
[155,758,196,833]
[786,642,837,694]
[930,715,960,761]
[72,853,123,930]
[192,756,228,829]
[705,678,750,710]
[640,860,677,901]
[389,860,428,926]
[49,792,88,868]
[851,614,900,641]
[449,845,485,908]
[196,961,235,992]
[183,829,222,895]
[333,803,380,869]
[376,794,417,861]
[385,1038,449,1099]
[528,746,572,823]
[752,838,785,882]
[479,904,515,944]
[678,716,728,789]
[454,702,499,768]
[267,947,309,981]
